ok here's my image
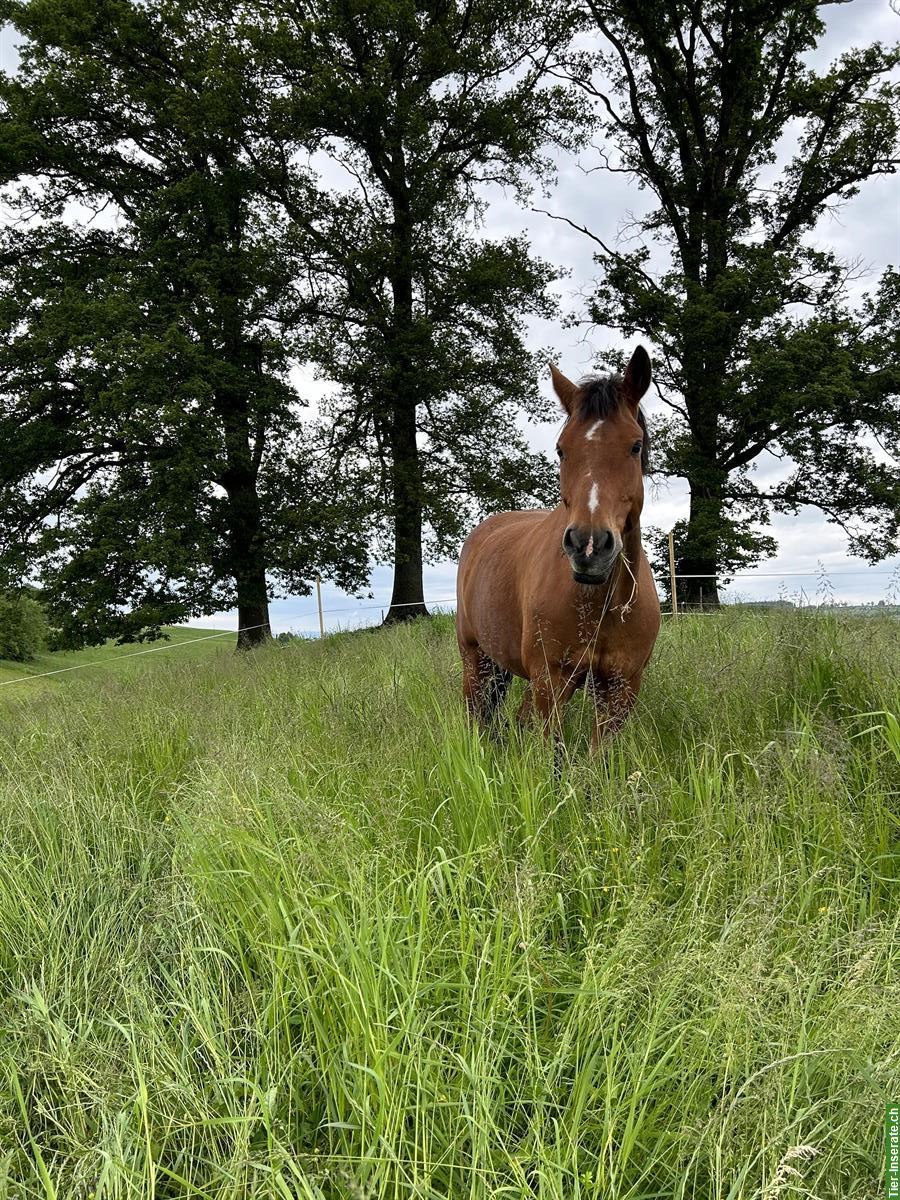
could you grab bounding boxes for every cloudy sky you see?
[2,3,898,633]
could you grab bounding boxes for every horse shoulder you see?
[457,510,555,675]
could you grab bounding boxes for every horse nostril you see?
[600,528,615,554]
[564,525,589,555]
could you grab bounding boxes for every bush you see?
[0,592,49,661]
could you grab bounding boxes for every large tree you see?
[565,0,900,604]
[0,0,364,648]
[255,0,587,620]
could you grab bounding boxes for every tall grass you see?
[0,611,897,1198]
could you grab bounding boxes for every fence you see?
[0,563,896,690]
[659,531,899,617]
[289,572,897,635]
[297,561,898,632]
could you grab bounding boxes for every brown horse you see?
[456,346,661,748]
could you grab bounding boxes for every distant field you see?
[0,626,233,695]
[0,611,897,1198]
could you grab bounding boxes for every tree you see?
[565,0,900,604]
[0,0,365,648]
[0,590,48,661]
[255,0,587,621]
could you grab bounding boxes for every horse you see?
[455,346,661,749]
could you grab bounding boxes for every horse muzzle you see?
[563,524,621,584]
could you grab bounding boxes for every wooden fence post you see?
[315,575,325,638]
[668,529,678,616]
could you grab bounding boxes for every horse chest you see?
[522,593,646,681]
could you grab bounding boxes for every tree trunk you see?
[384,399,428,623]
[678,479,724,609]
[382,179,428,626]
[678,323,729,609]
[236,591,272,649]
[226,476,272,649]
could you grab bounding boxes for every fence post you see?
[668,529,678,616]
[315,574,325,639]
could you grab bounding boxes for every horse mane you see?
[576,373,651,474]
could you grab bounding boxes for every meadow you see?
[0,628,235,694]
[0,611,897,1199]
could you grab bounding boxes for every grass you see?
[0,610,897,1198]
[0,627,233,694]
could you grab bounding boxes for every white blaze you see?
[588,481,599,514]
[585,420,604,440]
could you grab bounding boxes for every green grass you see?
[0,611,897,1198]
[0,627,233,693]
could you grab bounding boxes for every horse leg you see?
[516,683,534,728]
[481,658,512,731]
[530,669,578,781]
[528,667,580,733]
[461,644,512,732]
[588,669,642,750]
[523,668,580,780]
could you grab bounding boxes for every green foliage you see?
[0,591,48,660]
[0,0,368,647]
[255,0,587,610]
[572,1,900,597]
[0,0,589,634]
[0,611,896,1195]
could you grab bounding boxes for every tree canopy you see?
[0,0,586,638]
[255,0,587,619]
[569,0,900,603]
[0,0,366,646]
[1,0,897,636]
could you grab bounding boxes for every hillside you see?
[0,626,233,696]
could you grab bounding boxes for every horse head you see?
[550,346,651,586]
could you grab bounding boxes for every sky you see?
[1,3,898,634]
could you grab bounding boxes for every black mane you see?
[576,372,651,474]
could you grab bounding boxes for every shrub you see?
[0,592,49,661]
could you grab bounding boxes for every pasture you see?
[0,611,897,1198]
[0,628,233,694]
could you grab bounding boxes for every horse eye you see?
[631,441,643,456]
[556,446,564,460]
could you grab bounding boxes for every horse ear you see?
[623,345,651,407]
[550,362,578,414]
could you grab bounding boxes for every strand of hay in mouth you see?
[613,553,638,620]
[570,554,635,676]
